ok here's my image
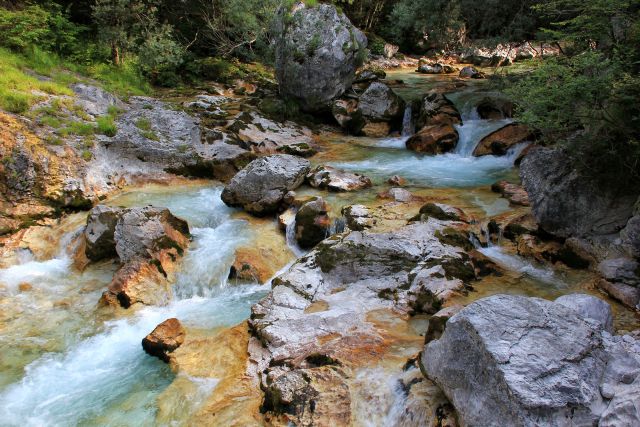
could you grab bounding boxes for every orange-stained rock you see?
[406,124,458,154]
[230,247,278,284]
[142,318,186,363]
[361,121,391,137]
[491,180,530,206]
[157,323,265,426]
[473,123,535,156]
[101,257,172,307]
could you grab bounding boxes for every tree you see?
[91,0,157,65]
[383,0,465,52]
[198,0,278,59]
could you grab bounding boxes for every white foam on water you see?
[478,245,563,286]
[0,186,269,426]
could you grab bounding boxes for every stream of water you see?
[0,70,634,426]
[0,188,268,426]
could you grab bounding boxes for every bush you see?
[193,57,247,83]
[0,5,83,55]
[97,115,117,136]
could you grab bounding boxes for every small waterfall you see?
[284,213,306,257]
[330,217,346,235]
[401,105,414,136]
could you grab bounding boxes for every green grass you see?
[57,120,95,137]
[135,118,152,131]
[140,130,159,141]
[0,47,151,115]
[96,115,117,137]
[0,48,72,113]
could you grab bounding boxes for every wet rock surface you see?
[142,318,186,363]
[84,205,191,308]
[422,294,640,426]
[221,154,310,216]
[83,205,120,261]
[294,197,331,249]
[520,147,638,238]
[274,3,367,112]
[491,180,530,206]
[406,92,461,154]
[306,165,372,192]
[473,123,535,156]
[249,217,483,425]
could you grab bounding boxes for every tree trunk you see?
[111,42,121,66]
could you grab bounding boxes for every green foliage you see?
[193,57,247,83]
[135,118,153,131]
[502,0,640,184]
[0,4,85,55]
[97,115,118,136]
[383,0,465,52]
[367,34,386,56]
[199,0,280,60]
[0,47,72,113]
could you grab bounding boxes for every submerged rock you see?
[142,318,186,363]
[520,147,638,238]
[491,180,530,206]
[306,165,372,192]
[221,154,310,216]
[473,123,535,156]
[274,3,367,112]
[422,294,640,426]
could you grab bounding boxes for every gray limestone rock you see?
[221,154,310,216]
[274,3,367,112]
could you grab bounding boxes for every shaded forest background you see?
[0,0,638,182]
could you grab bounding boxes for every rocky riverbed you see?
[1,4,639,426]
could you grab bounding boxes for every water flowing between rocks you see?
[0,70,636,426]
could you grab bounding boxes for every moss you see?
[140,130,160,141]
[435,228,473,251]
[135,118,152,131]
[306,33,321,57]
[81,150,92,161]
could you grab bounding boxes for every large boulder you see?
[142,318,186,363]
[473,123,535,156]
[422,294,640,426]
[415,92,461,129]
[520,147,638,237]
[221,154,310,216]
[90,206,191,308]
[357,82,405,136]
[274,3,367,112]
[114,206,190,264]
